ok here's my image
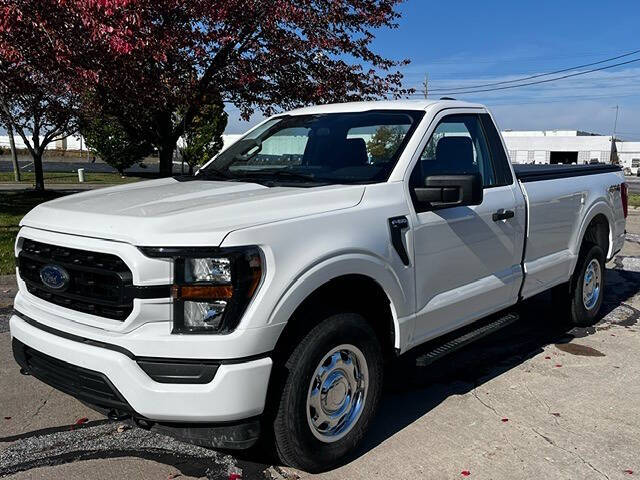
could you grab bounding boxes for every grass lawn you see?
[630,193,640,208]
[0,172,142,185]
[0,191,70,275]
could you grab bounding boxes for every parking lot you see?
[1,209,640,480]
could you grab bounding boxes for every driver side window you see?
[411,114,497,189]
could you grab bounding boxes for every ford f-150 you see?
[10,100,628,471]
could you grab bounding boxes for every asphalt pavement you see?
[0,156,155,174]
[1,211,640,479]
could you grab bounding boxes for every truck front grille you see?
[18,238,134,320]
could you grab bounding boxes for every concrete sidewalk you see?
[1,211,640,479]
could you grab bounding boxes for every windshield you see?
[199,110,425,186]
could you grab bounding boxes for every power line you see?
[417,49,640,65]
[425,48,640,92]
[403,71,640,87]
[484,91,640,106]
[407,56,640,96]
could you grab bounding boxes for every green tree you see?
[79,114,153,175]
[179,102,228,175]
[366,126,405,164]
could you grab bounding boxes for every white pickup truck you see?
[11,100,628,471]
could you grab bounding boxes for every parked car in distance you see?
[11,100,627,471]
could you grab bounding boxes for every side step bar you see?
[415,311,519,367]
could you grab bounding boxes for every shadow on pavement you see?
[350,265,640,467]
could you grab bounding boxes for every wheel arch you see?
[268,254,411,359]
[570,202,612,275]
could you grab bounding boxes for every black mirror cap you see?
[414,173,483,210]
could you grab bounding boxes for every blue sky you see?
[226,0,640,139]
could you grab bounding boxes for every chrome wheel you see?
[582,259,602,310]
[306,344,369,443]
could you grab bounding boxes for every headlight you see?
[185,257,231,284]
[183,299,228,330]
[141,246,263,333]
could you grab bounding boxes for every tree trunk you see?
[33,151,45,191]
[158,143,175,177]
[7,123,20,182]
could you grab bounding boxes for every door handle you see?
[492,209,515,222]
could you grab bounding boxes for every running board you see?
[415,311,519,367]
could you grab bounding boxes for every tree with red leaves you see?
[0,0,410,177]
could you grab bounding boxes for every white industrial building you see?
[501,130,640,174]
[502,130,614,165]
[0,134,85,151]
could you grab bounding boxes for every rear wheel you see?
[552,243,605,327]
[272,313,383,472]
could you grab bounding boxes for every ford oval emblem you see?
[39,264,70,291]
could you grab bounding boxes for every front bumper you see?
[9,313,273,424]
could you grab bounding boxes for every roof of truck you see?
[286,99,485,115]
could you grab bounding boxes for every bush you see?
[79,114,153,174]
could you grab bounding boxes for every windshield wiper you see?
[197,167,233,180]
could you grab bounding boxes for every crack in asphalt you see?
[531,427,610,480]
[471,387,500,417]
[470,384,528,466]
[522,384,586,443]
[22,388,55,430]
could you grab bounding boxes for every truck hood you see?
[20,178,365,246]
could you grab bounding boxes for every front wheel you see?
[552,243,605,327]
[272,313,383,472]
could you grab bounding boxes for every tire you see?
[552,243,605,327]
[272,313,383,472]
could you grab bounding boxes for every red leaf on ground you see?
[70,417,89,430]
[501,418,509,422]
[544,356,551,360]
[461,471,471,477]
[229,474,242,480]
[624,469,633,474]
[555,364,562,367]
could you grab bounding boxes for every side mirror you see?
[413,173,483,209]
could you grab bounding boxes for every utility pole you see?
[423,73,429,99]
[610,105,619,164]
[1,99,21,181]
[7,122,20,182]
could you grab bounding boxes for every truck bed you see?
[513,163,621,182]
